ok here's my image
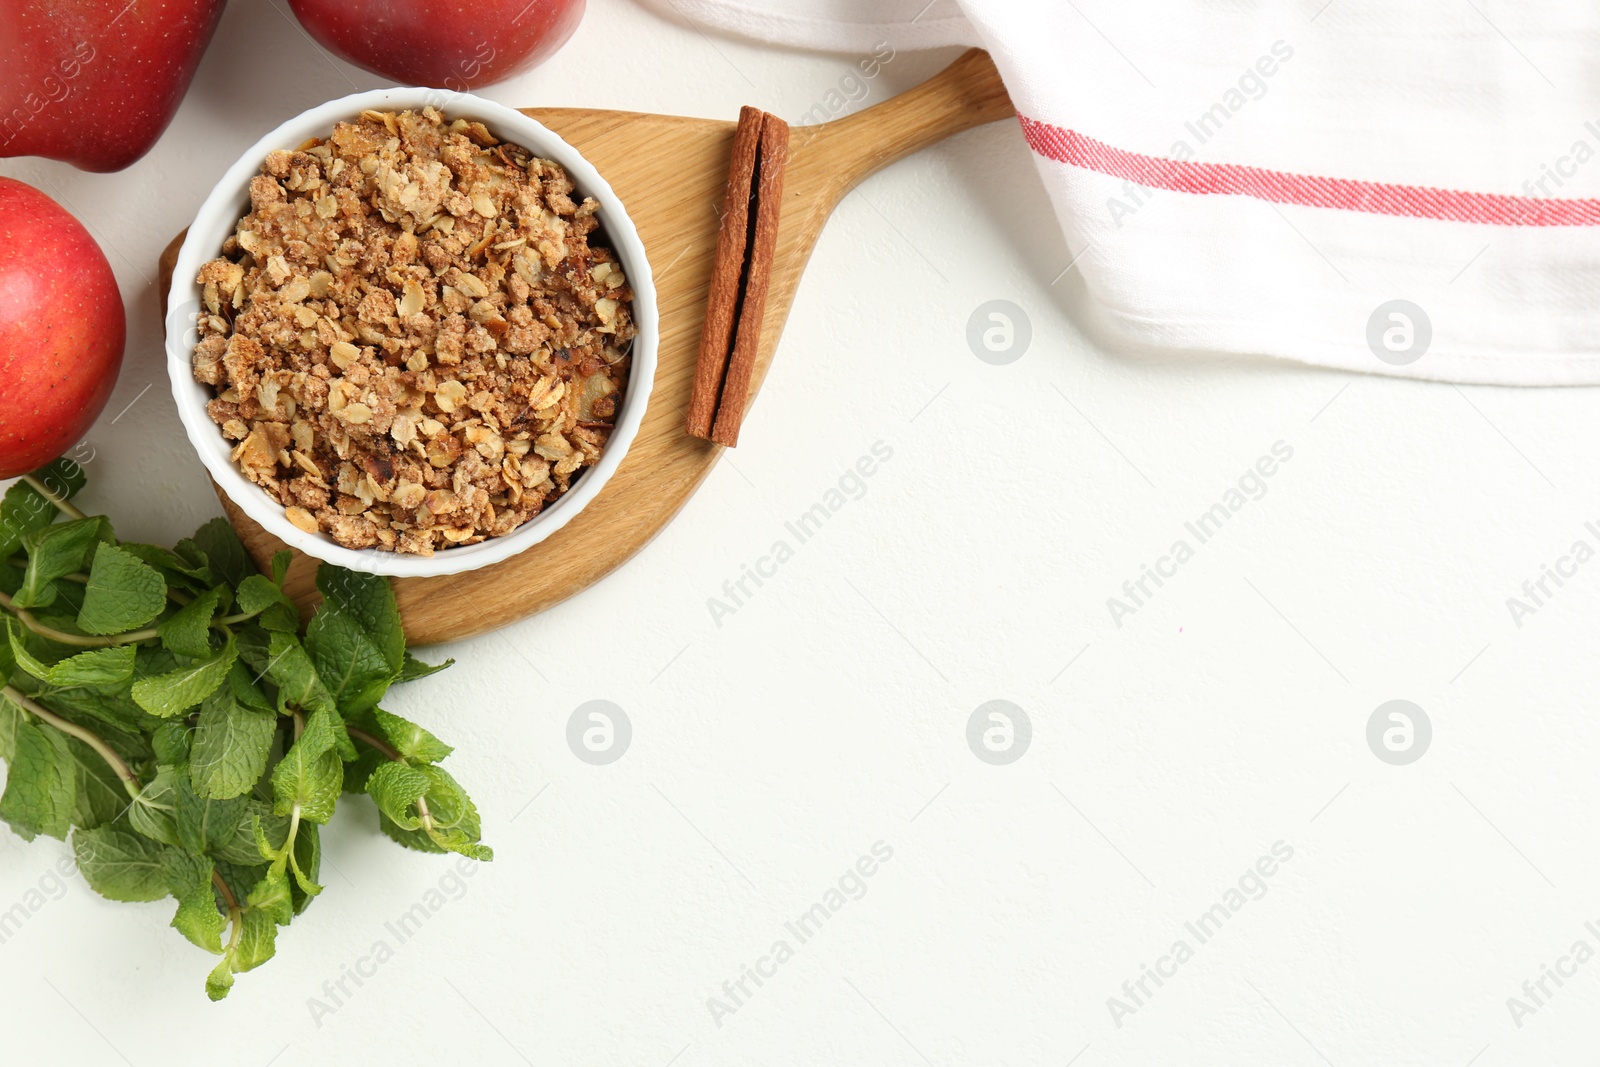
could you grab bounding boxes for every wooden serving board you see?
[157,49,1014,645]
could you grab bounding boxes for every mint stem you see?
[212,869,239,914]
[271,711,306,865]
[212,869,242,957]
[1,684,140,796]
[20,474,87,522]
[345,725,399,761]
[0,591,158,647]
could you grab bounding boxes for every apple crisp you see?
[191,107,636,555]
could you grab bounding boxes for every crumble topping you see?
[192,107,635,555]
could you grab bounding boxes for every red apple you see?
[0,178,125,477]
[286,0,585,90]
[0,0,227,173]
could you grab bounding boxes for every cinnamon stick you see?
[709,112,789,447]
[686,106,764,439]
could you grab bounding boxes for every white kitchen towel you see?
[640,0,1600,385]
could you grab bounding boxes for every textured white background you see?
[4,1,1600,1064]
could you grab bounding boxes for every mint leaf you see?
[306,608,394,718]
[157,586,223,659]
[378,814,444,854]
[305,566,404,716]
[430,833,493,862]
[212,802,286,866]
[55,646,137,687]
[251,815,278,864]
[131,637,237,719]
[271,752,342,826]
[6,626,53,683]
[11,518,109,609]
[317,567,404,672]
[271,551,292,587]
[206,904,276,1002]
[189,686,276,800]
[377,811,492,860]
[160,847,209,894]
[213,857,268,906]
[121,541,213,587]
[128,767,181,847]
[233,907,278,971]
[371,708,453,763]
[227,661,272,714]
[0,718,75,841]
[289,820,322,906]
[257,637,353,761]
[78,543,167,636]
[191,517,251,590]
[247,864,293,925]
[169,859,226,954]
[412,764,492,861]
[0,484,56,560]
[398,651,453,683]
[235,575,297,633]
[135,645,178,675]
[270,714,343,825]
[69,739,127,830]
[73,826,173,902]
[172,537,212,574]
[1,629,135,693]
[234,623,271,677]
[0,459,84,558]
[262,633,335,716]
[175,773,248,856]
[29,686,151,759]
[304,702,355,762]
[369,762,492,861]
[0,615,15,684]
[151,721,192,766]
[235,574,282,614]
[205,957,235,1001]
[0,692,20,762]
[366,762,430,829]
[12,642,136,689]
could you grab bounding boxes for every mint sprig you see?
[0,458,491,999]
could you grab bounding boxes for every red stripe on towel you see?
[1019,116,1600,227]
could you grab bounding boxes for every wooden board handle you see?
[798,48,1015,200]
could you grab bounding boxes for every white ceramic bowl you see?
[165,88,656,578]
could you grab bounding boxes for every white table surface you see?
[5,2,1599,1063]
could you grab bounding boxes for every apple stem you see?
[21,474,88,522]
